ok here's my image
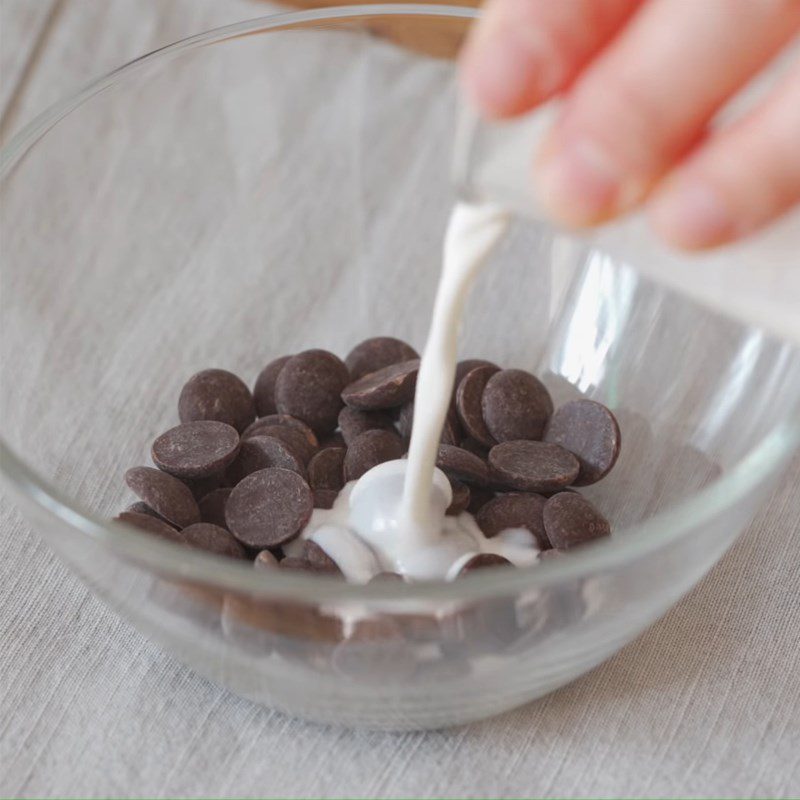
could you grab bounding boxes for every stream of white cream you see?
[400,201,511,535]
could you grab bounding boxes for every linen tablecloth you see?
[1,1,799,797]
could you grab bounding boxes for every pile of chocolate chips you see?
[115,336,620,576]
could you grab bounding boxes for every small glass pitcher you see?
[453,101,800,346]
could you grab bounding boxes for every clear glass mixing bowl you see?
[2,5,799,730]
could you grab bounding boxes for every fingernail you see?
[461,27,561,118]
[536,137,639,226]
[650,178,735,250]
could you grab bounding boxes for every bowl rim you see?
[1,3,799,604]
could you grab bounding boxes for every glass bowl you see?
[2,5,799,730]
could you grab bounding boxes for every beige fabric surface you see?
[1,1,799,798]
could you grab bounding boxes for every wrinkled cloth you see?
[1,1,799,798]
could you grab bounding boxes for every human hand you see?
[459,0,800,249]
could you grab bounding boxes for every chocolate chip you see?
[246,424,316,465]
[467,486,495,514]
[338,406,395,446]
[436,444,490,486]
[198,487,232,528]
[543,399,621,486]
[115,511,187,544]
[543,492,611,550]
[223,595,342,650]
[481,369,554,442]
[242,418,272,440]
[476,493,549,549]
[226,435,306,486]
[319,431,346,449]
[279,556,340,577]
[254,550,279,569]
[313,489,339,509]
[181,522,247,559]
[489,440,579,493]
[125,466,200,528]
[151,420,240,480]
[397,400,460,445]
[253,355,291,417]
[242,413,318,446]
[343,429,405,481]
[457,553,513,575]
[275,349,349,436]
[124,501,173,526]
[303,541,342,575]
[460,436,489,459]
[178,369,255,433]
[445,403,464,444]
[225,468,313,548]
[345,337,419,381]
[542,487,579,498]
[446,479,470,515]
[181,474,223,501]
[243,416,319,471]
[341,359,420,410]
[456,365,499,447]
[308,447,345,490]
[455,359,499,387]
